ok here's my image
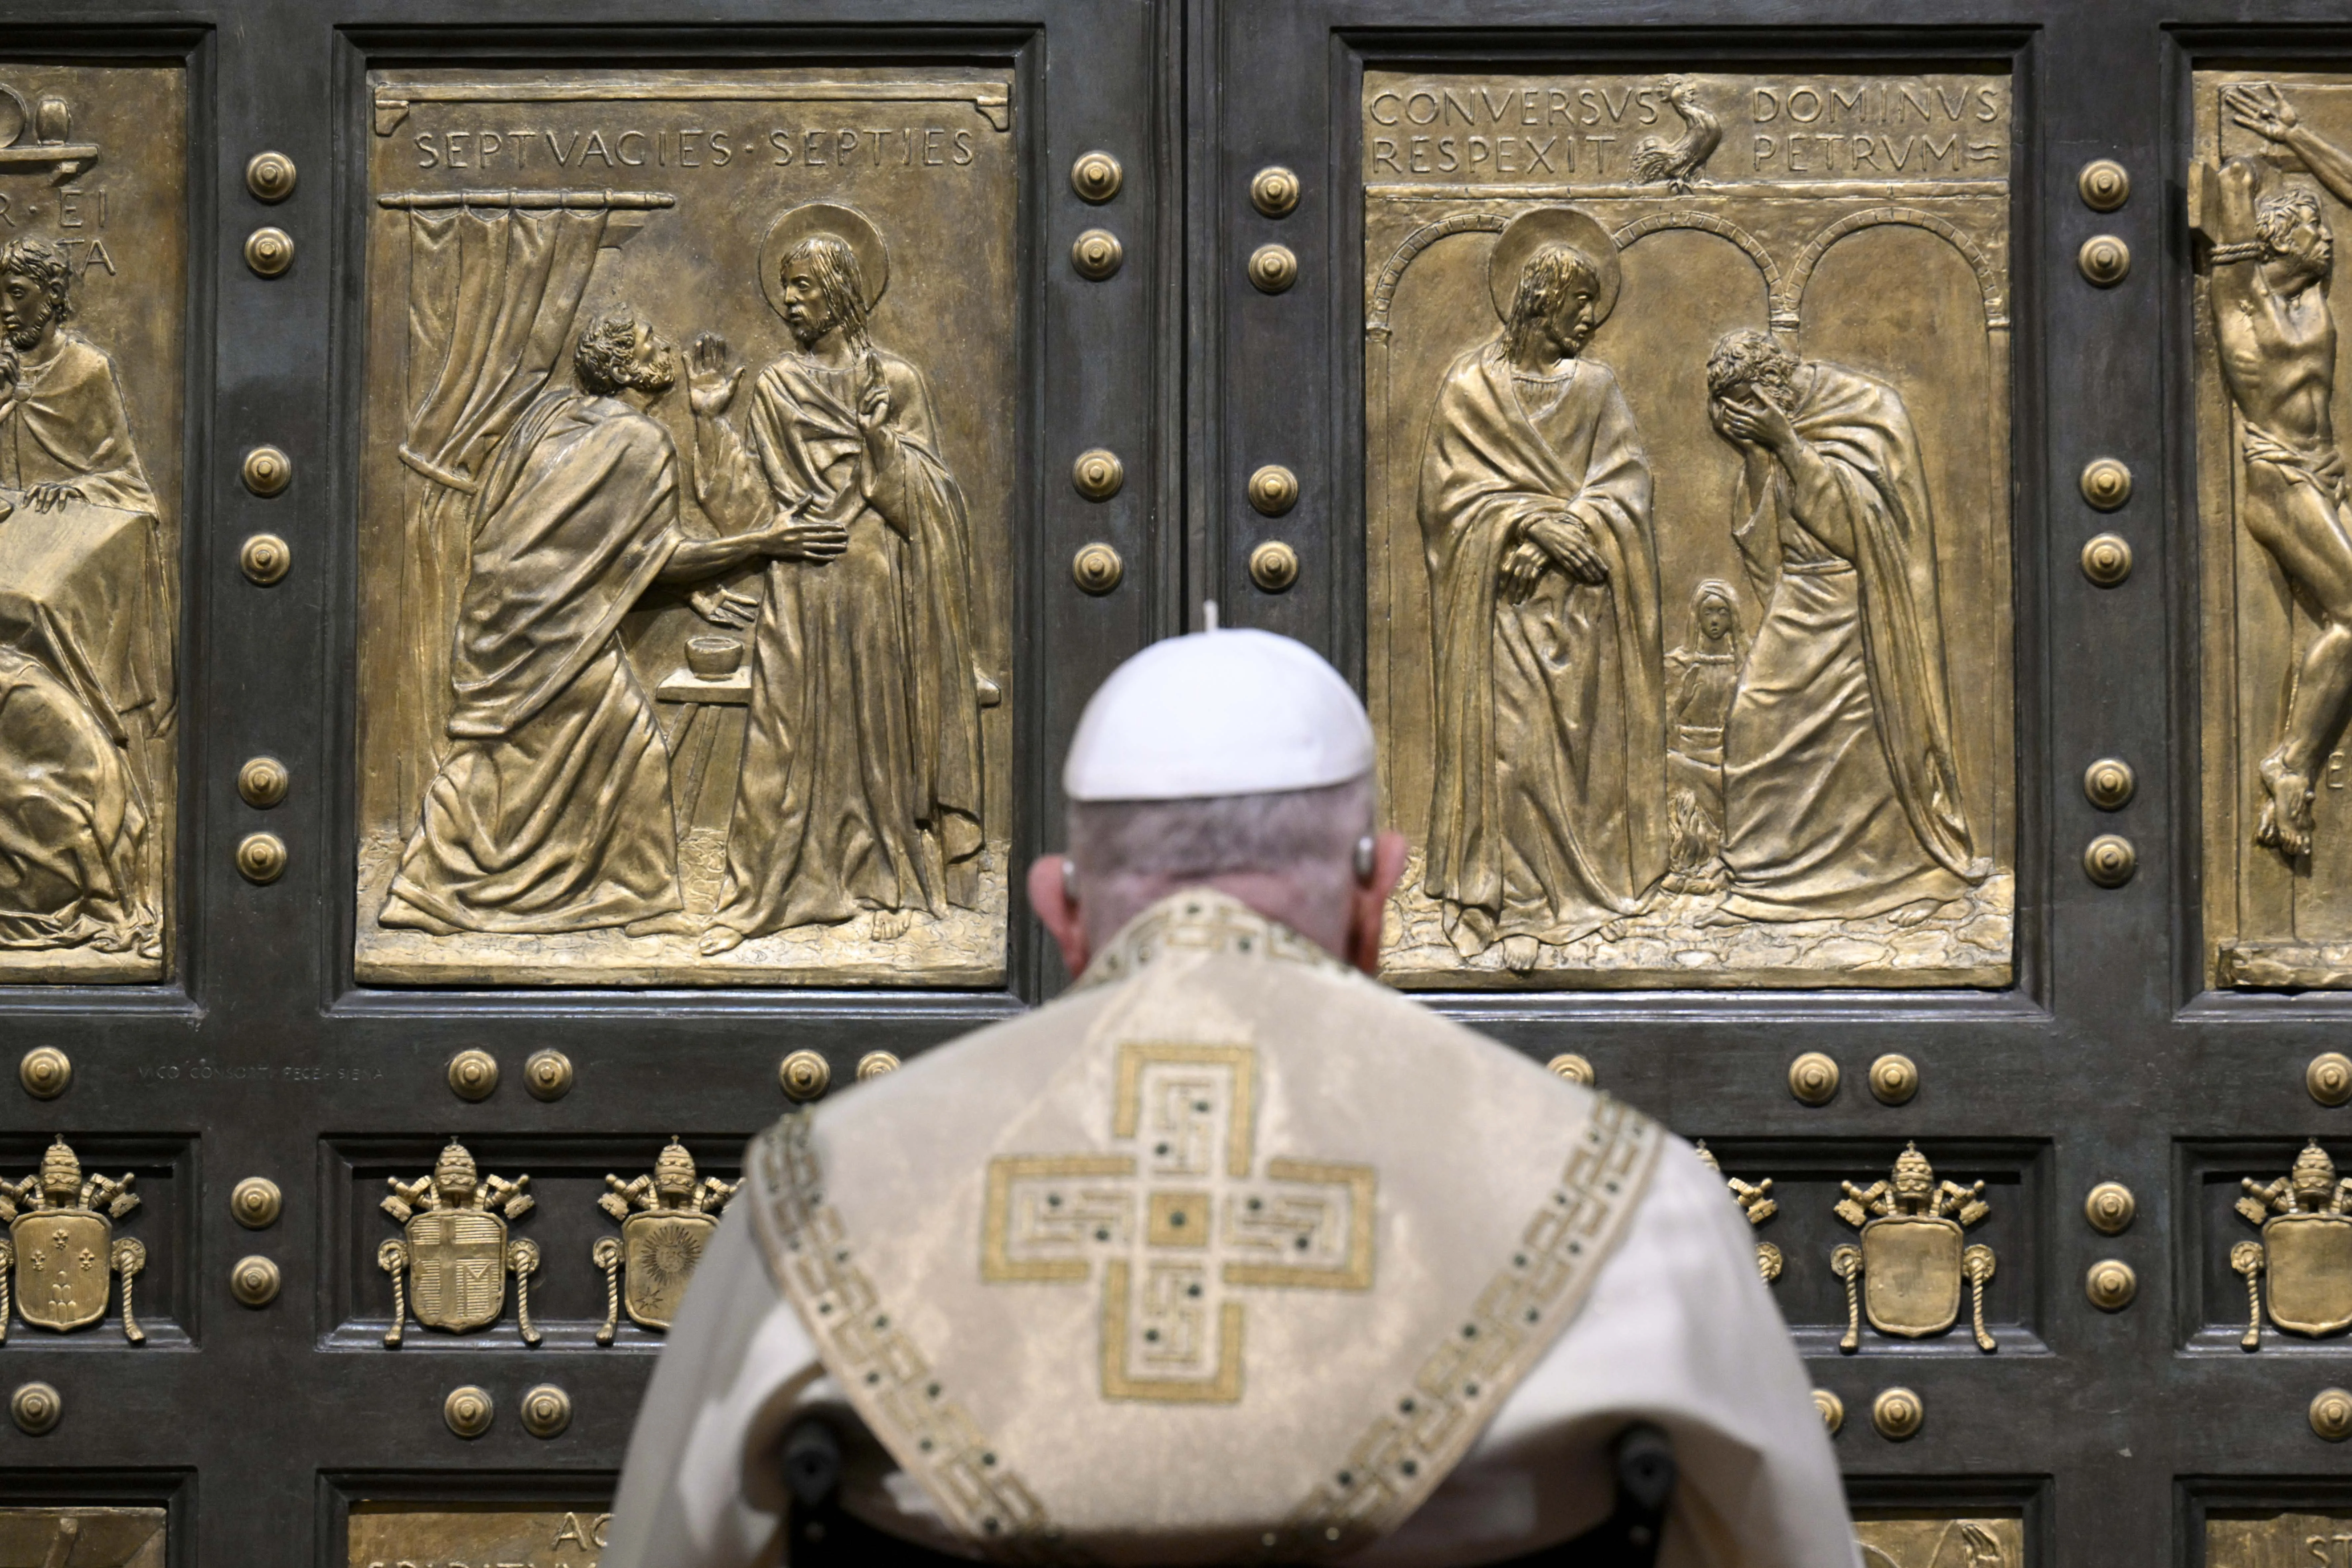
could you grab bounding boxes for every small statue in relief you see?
[1630,76,1721,194]
[1662,578,1747,880]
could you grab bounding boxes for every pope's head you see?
[1029,623,1408,978]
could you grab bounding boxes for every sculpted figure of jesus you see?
[687,229,985,953]
[2212,83,2352,858]
[1417,223,1666,974]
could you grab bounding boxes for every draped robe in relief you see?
[1719,361,1982,920]
[379,386,686,934]
[1418,340,1665,947]
[0,334,157,515]
[695,346,984,936]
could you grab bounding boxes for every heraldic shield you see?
[0,1137,147,1342]
[405,1209,508,1332]
[620,1211,716,1329]
[1832,1143,1997,1352]
[2231,1140,2352,1348]
[593,1140,737,1343]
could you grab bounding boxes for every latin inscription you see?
[350,1506,608,1568]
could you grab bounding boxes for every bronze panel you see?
[1363,69,2013,988]
[0,1509,164,1568]
[348,1505,607,1568]
[0,65,184,985]
[1856,1516,2021,1568]
[2208,1513,2352,1568]
[353,68,1017,986]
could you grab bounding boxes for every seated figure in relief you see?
[1704,328,1986,925]
[0,236,155,517]
[1416,212,1666,974]
[379,309,830,937]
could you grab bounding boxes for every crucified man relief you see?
[2213,84,2352,859]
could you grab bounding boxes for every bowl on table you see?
[685,635,744,680]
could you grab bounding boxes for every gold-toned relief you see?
[0,67,184,984]
[1855,1516,2020,1568]
[354,70,1016,987]
[2208,1513,2352,1568]
[0,1510,163,1568]
[593,1138,736,1341]
[1364,71,2013,988]
[376,1140,539,1346]
[349,1505,606,1568]
[1692,1140,1781,1283]
[0,1136,145,1343]
[1832,1143,1996,1352]
[2230,1139,2352,1349]
[2192,74,2352,989]
[980,1044,1377,1404]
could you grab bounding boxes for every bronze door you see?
[0,1,2346,1566]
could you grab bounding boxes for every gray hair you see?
[1067,777,1374,947]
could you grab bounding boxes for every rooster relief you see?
[1632,76,1721,194]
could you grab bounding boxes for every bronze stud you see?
[1870,1386,1924,1441]
[1248,243,1298,294]
[245,150,297,203]
[235,832,287,885]
[11,1382,61,1436]
[1250,165,1301,218]
[1868,1053,1919,1105]
[2078,158,2129,212]
[1070,151,1122,204]
[1248,464,1300,517]
[17,1047,69,1101]
[2078,234,2130,287]
[231,1176,283,1230]
[520,1383,572,1439]
[1248,540,1299,594]
[857,1050,902,1081]
[443,1385,493,1439]
[1071,543,1124,596]
[2081,533,2132,586]
[1071,228,1123,281]
[523,1049,573,1101]
[2083,758,2135,811]
[237,756,289,810]
[2079,458,2132,512]
[242,444,292,497]
[446,1048,498,1101]
[1788,1051,1840,1106]
[2313,1388,2352,1442]
[2308,1051,2352,1108]
[1812,1388,1844,1435]
[244,225,294,278]
[2085,1258,2136,1311]
[780,1049,832,1101]
[1072,448,1124,501]
[2083,834,2137,889]
[230,1255,281,1308]
[240,532,291,586]
[2084,1181,2135,1235]
[1545,1053,1593,1087]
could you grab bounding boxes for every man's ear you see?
[1026,854,1091,979]
[1345,830,1411,976]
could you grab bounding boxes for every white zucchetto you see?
[1062,627,1376,802]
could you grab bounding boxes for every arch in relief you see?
[1782,206,2006,330]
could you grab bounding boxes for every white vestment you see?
[607,891,1855,1568]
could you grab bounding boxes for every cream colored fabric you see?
[608,891,1854,1567]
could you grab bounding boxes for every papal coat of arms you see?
[0,1138,145,1342]
[1832,1144,1997,1352]
[2231,1140,2352,1349]
[592,1139,737,1343]
[376,1141,539,1347]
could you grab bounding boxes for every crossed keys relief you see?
[982,1045,1376,1403]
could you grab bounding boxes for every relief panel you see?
[0,1509,164,1568]
[2209,1513,2352,1568]
[350,1505,606,1568]
[2193,72,2352,990]
[354,70,1017,986]
[0,65,184,983]
[1856,1516,2022,1568]
[1363,70,2013,988]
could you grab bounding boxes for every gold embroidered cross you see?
[982,1044,1376,1403]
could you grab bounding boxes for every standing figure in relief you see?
[1705,328,1984,923]
[1417,208,1665,974]
[1663,577,1748,834]
[380,310,812,937]
[2208,84,2352,859]
[687,205,985,954]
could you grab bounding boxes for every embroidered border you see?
[751,1115,1074,1564]
[1270,1094,1662,1558]
[1077,889,1355,991]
